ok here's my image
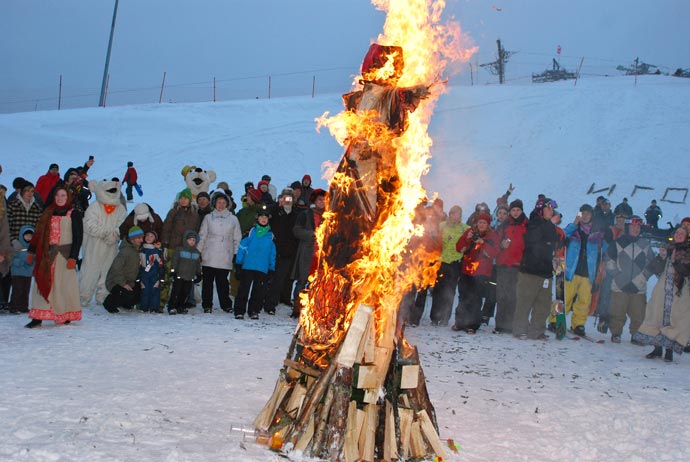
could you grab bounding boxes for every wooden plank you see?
[343,401,360,462]
[293,415,314,453]
[418,409,447,459]
[373,346,394,389]
[354,316,373,364]
[284,359,321,378]
[284,383,307,418]
[383,400,398,461]
[355,364,379,389]
[398,408,414,458]
[358,403,377,462]
[400,365,420,389]
[336,304,373,367]
[409,421,426,458]
[361,314,377,364]
[363,389,378,404]
[253,377,291,431]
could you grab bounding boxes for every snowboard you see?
[588,247,606,315]
[551,257,567,340]
[134,183,143,197]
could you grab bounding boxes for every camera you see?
[89,155,94,160]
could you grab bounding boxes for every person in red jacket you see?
[493,199,528,333]
[452,212,500,333]
[34,163,61,203]
[122,161,138,203]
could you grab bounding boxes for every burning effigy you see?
[254,1,476,460]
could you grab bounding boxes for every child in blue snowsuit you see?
[9,225,35,314]
[234,210,276,319]
[139,231,164,312]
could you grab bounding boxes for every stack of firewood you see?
[254,304,447,462]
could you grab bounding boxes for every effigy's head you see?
[361,43,404,85]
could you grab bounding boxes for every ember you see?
[255,1,476,460]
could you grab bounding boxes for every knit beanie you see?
[134,203,153,223]
[128,226,144,239]
[509,199,523,211]
[476,212,492,224]
[290,181,302,190]
[127,161,133,167]
[178,188,193,201]
[681,217,690,226]
[247,188,262,204]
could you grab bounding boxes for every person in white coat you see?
[197,191,241,313]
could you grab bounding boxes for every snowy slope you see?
[1,76,690,462]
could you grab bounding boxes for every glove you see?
[66,258,77,270]
[26,253,34,265]
[193,273,202,284]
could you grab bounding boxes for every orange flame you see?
[302,0,476,351]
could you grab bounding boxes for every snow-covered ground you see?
[1,75,690,461]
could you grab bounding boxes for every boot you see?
[664,348,673,362]
[645,346,662,359]
[25,319,42,329]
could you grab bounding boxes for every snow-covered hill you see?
[1,76,690,461]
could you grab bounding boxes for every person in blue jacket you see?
[234,208,276,320]
[9,225,35,313]
[564,204,606,336]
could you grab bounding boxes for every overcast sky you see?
[2,0,689,112]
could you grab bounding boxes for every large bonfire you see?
[254,1,476,460]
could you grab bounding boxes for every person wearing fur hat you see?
[265,188,300,312]
[122,161,138,203]
[234,208,276,319]
[25,186,83,328]
[160,189,200,310]
[118,203,164,241]
[633,226,690,362]
[493,199,528,333]
[236,188,264,236]
[197,190,241,313]
[215,182,237,213]
[168,230,202,315]
[102,226,145,313]
[511,198,559,340]
[452,211,500,333]
[138,231,165,312]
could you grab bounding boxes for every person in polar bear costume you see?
[182,165,216,204]
[79,178,127,306]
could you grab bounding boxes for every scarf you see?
[32,198,73,301]
[255,223,270,238]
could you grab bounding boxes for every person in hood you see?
[234,208,276,319]
[138,231,165,313]
[119,202,163,241]
[257,180,275,206]
[260,175,277,202]
[103,226,145,313]
[168,230,202,315]
[8,225,34,313]
[301,174,315,205]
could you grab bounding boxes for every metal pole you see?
[104,73,110,106]
[58,74,62,110]
[99,0,119,107]
[268,75,271,99]
[312,75,315,98]
[159,71,166,103]
[213,77,216,102]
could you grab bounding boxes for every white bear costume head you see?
[89,178,123,206]
[181,165,216,202]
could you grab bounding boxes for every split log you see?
[383,400,399,461]
[417,409,447,459]
[254,376,291,431]
[398,408,414,457]
[336,304,373,367]
[284,359,321,378]
[293,416,314,453]
[325,367,355,462]
[343,401,362,462]
[284,383,307,419]
[409,421,426,458]
[399,365,419,389]
[309,377,337,457]
[355,364,379,389]
[358,403,378,462]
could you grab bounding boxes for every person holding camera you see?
[264,188,299,314]
[452,212,500,333]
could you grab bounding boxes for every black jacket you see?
[520,211,558,279]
